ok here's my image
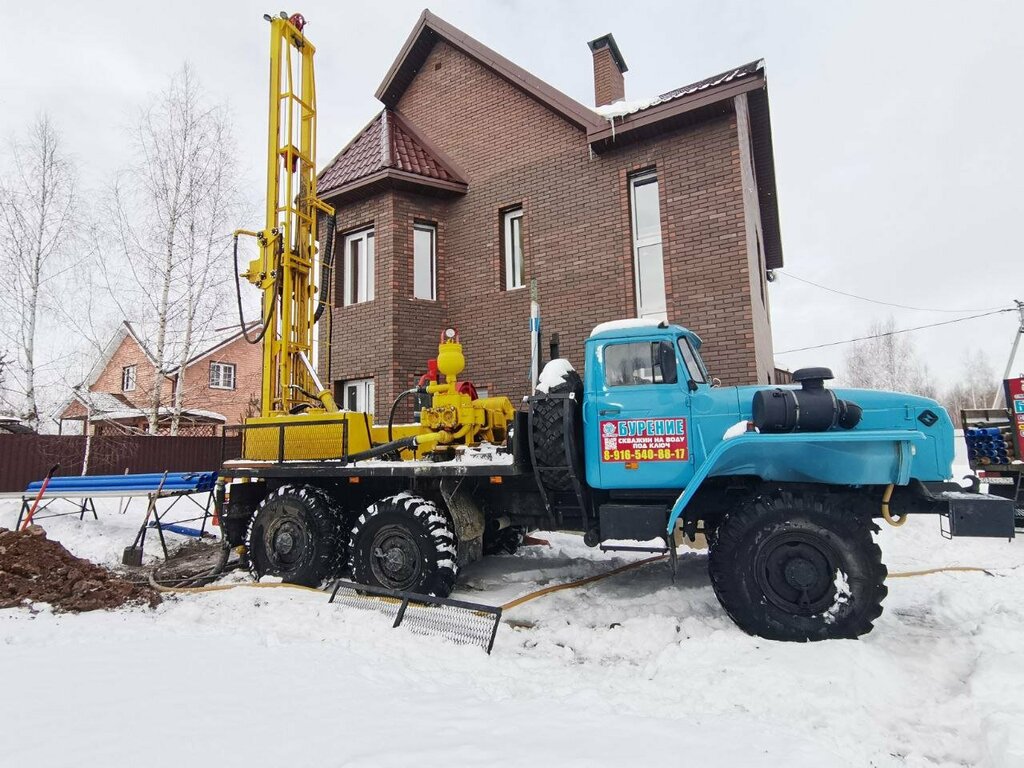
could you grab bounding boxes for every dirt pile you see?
[0,526,160,612]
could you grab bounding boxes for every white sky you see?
[2,0,1022,390]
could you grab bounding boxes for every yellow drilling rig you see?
[232,12,515,467]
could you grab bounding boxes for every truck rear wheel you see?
[248,485,346,587]
[708,490,887,641]
[349,494,458,597]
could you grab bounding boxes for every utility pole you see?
[992,299,1024,408]
[529,279,540,390]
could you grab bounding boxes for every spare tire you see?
[531,364,583,491]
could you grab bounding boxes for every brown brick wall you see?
[322,40,773,411]
[320,192,394,414]
[90,335,170,409]
[177,334,263,424]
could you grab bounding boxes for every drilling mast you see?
[236,12,335,417]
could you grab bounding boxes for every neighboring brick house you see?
[59,321,262,435]
[317,10,784,415]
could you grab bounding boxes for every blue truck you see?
[221,320,1016,642]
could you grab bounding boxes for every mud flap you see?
[328,579,502,653]
[440,477,485,569]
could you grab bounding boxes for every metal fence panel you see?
[0,435,226,493]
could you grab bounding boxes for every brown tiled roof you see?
[319,109,467,198]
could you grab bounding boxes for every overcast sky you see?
[2,0,1022,390]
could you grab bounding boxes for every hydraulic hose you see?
[881,483,907,527]
[388,388,421,443]
[313,213,337,323]
[347,435,419,463]
[233,233,275,345]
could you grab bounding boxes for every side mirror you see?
[688,379,698,393]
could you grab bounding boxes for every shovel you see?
[122,471,168,566]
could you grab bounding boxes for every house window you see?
[342,378,374,413]
[502,207,524,290]
[629,171,666,320]
[343,228,375,306]
[121,365,137,392]
[413,222,436,300]
[209,362,236,390]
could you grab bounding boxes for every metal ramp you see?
[328,580,502,653]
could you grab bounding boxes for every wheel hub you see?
[267,518,306,567]
[754,532,839,616]
[369,525,421,590]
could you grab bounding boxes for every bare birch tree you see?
[843,316,936,397]
[103,65,241,434]
[0,115,78,430]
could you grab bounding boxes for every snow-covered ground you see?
[2,491,1022,768]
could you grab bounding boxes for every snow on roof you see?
[0,416,33,434]
[592,60,764,121]
[73,390,135,414]
[66,389,225,423]
[589,318,666,337]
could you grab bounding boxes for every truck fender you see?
[666,429,927,536]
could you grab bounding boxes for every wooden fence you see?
[0,434,236,493]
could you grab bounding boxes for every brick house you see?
[317,10,783,415]
[59,321,263,435]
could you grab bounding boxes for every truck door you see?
[584,338,695,490]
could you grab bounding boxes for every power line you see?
[781,272,1007,314]
[776,308,1015,355]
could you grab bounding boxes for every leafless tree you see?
[843,316,936,397]
[941,350,1001,427]
[103,64,242,434]
[0,350,12,416]
[0,115,78,430]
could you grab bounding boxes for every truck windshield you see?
[677,337,707,384]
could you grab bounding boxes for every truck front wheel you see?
[708,490,887,641]
[349,494,458,597]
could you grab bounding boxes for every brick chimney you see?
[588,34,628,107]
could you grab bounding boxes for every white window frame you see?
[121,365,137,392]
[629,171,667,320]
[342,378,374,414]
[503,207,524,291]
[209,362,236,390]
[413,222,437,301]
[343,228,375,306]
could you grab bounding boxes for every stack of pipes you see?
[965,427,1017,465]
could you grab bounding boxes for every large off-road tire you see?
[531,366,583,491]
[708,489,887,641]
[349,494,458,597]
[248,485,347,586]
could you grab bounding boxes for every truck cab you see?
[583,320,717,491]
[581,319,958,495]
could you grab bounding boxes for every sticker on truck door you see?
[600,418,688,462]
